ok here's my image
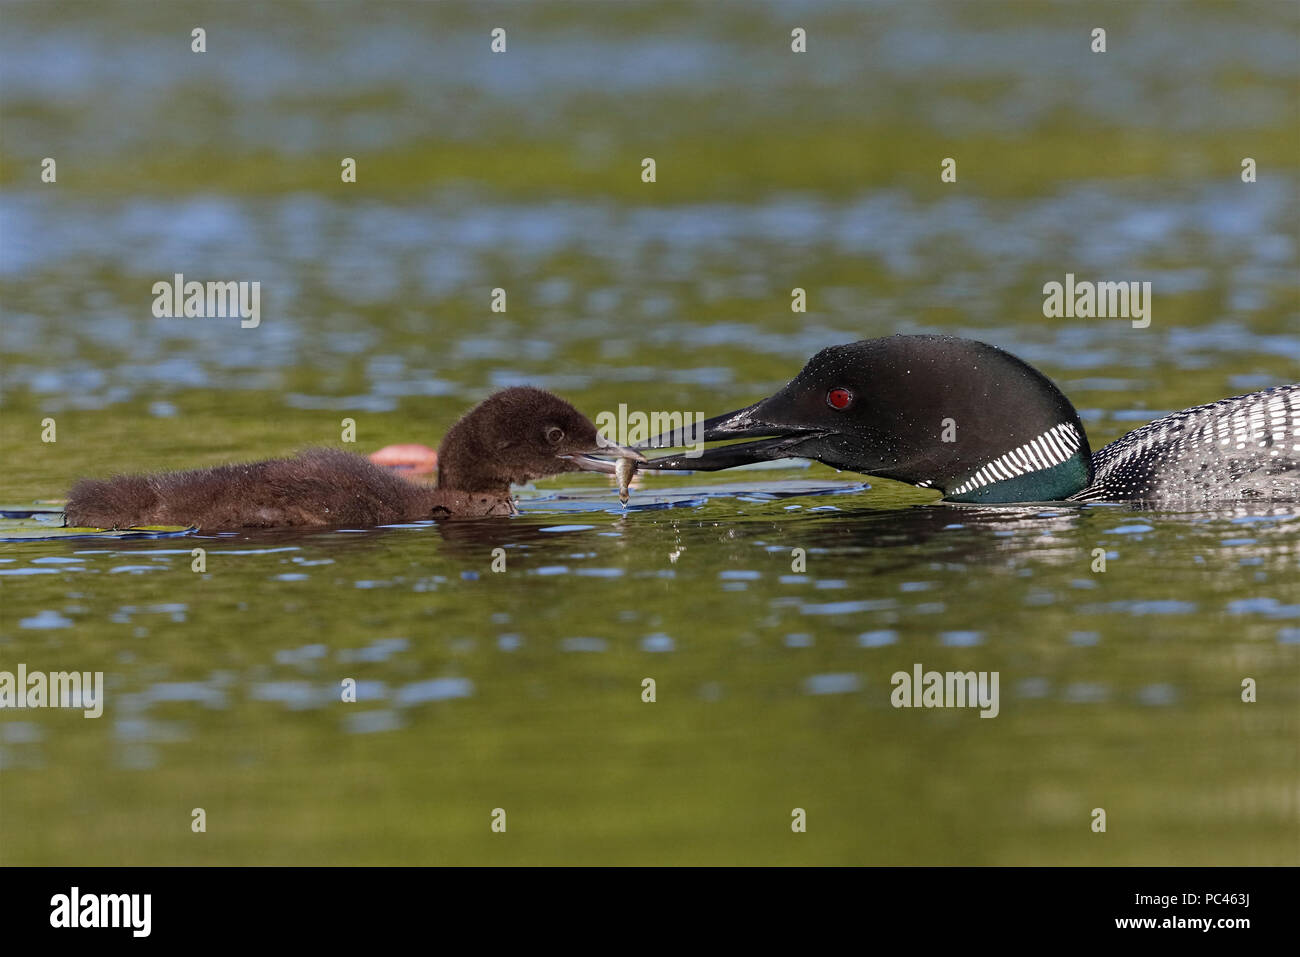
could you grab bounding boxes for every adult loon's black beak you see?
[638,401,829,471]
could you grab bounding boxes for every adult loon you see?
[639,335,1300,505]
[64,387,644,530]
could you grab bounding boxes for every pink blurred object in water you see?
[368,443,438,475]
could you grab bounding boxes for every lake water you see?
[1,0,1297,864]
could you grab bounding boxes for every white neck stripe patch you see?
[947,423,1081,496]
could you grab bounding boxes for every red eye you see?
[827,388,853,410]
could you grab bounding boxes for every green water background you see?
[0,0,1297,864]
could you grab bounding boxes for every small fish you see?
[615,456,637,507]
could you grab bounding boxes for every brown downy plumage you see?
[64,387,642,530]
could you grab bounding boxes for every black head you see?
[437,387,643,493]
[642,335,1094,503]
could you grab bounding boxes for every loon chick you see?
[64,387,643,530]
[640,335,1300,505]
